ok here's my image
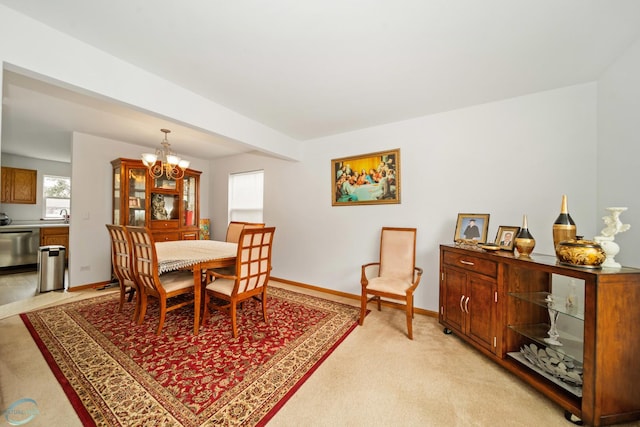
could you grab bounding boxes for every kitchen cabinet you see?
[40,227,69,260]
[1,166,37,204]
[111,158,200,241]
[439,244,640,426]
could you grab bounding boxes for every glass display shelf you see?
[509,291,584,321]
[507,352,583,398]
[508,323,583,364]
[153,176,177,190]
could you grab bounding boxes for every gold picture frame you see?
[495,225,520,251]
[454,213,490,243]
[332,149,400,206]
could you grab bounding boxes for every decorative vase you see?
[515,215,536,257]
[593,207,631,268]
[552,194,576,257]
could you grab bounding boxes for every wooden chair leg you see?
[230,301,238,338]
[138,294,148,325]
[359,290,367,326]
[262,289,268,323]
[156,299,167,335]
[127,288,135,302]
[406,295,414,340]
[376,296,381,311]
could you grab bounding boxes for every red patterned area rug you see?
[20,286,360,426]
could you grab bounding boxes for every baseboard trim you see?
[271,276,438,318]
[69,280,112,292]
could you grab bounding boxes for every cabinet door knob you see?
[460,295,466,312]
[465,296,470,313]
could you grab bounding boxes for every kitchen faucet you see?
[60,209,69,223]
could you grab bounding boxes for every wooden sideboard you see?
[440,244,640,426]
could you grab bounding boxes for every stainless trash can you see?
[38,245,66,292]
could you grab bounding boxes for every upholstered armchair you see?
[359,227,423,339]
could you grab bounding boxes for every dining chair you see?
[210,221,267,279]
[359,227,423,339]
[105,224,139,320]
[225,221,265,243]
[203,226,276,338]
[125,226,196,335]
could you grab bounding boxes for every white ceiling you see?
[2,0,640,162]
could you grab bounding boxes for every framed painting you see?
[454,213,490,243]
[495,225,520,251]
[332,149,400,206]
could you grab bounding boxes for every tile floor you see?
[0,267,68,306]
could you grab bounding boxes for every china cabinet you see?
[1,166,37,204]
[111,158,200,241]
[440,244,640,426]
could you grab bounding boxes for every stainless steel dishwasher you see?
[0,228,41,268]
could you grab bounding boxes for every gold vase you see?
[552,194,576,257]
[515,215,536,257]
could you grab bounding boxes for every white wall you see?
[211,84,598,312]
[0,153,71,221]
[597,37,640,267]
[68,132,209,288]
[0,4,301,162]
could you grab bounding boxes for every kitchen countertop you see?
[0,221,69,229]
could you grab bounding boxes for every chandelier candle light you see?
[141,129,190,180]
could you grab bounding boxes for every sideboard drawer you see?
[443,250,497,278]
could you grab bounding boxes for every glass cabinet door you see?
[128,168,147,226]
[113,166,121,225]
[182,174,197,227]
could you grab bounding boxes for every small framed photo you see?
[495,226,520,251]
[454,213,490,243]
[128,197,141,208]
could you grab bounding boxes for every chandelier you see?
[141,129,190,180]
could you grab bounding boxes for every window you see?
[43,175,71,219]
[228,170,264,223]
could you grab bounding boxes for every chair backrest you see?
[232,227,276,295]
[125,226,162,295]
[225,221,266,243]
[106,224,134,284]
[378,227,416,282]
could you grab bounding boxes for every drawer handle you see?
[460,260,474,266]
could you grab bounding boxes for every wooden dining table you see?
[155,239,237,335]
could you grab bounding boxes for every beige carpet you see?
[2,282,639,426]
